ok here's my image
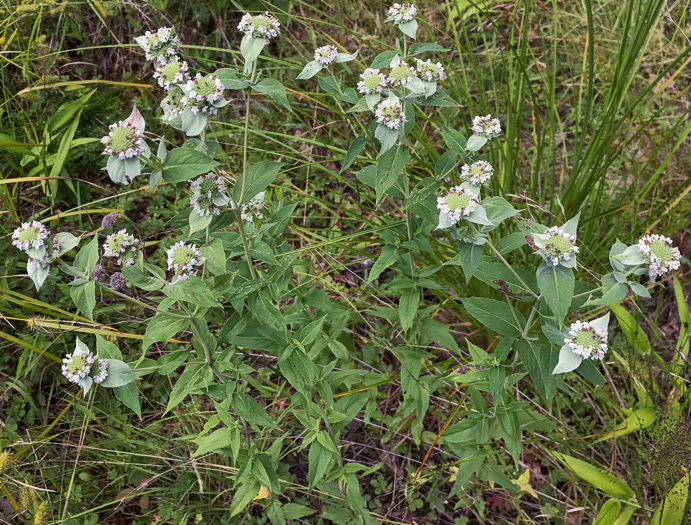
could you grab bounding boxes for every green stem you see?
[240,60,258,202]
[521,296,542,338]
[229,193,259,281]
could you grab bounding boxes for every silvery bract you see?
[531,213,580,269]
[102,105,150,185]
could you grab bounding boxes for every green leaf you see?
[374,124,399,153]
[399,288,419,331]
[308,440,333,487]
[405,178,439,225]
[188,209,213,234]
[55,232,80,256]
[435,150,458,177]
[610,303,651,354]
[370,50,397,69]
[481,197,519,230]
[233,160,283,204]
[296,60,323,80]
[368,245,398,282]
[99,359,137,387]
[254,78,291,110]
[549,450,635,499]
[577,358,606,385]
[594,499,622,525]
[341,136,367,173]
[537,263,575,326]
[121,264,165,291]
[398,19,418,39]
[166,364,205,413]
[409,43,450,55]
[553,345,583,374]
[142,315,189,351]
[74,235,99,275]
[334,49,359,63]
[193,427,234,457]
[650,473,691,525]
[441,127,467,155]
[317,75,342,94]
[95,335,141,417]
[162,276,221,307]
[70,279,96,320]
[462,297,526,337]
[240,35,266,65]
[161,147,219,183]
[376,145,410,202]
[201,238,226,272]
[515,339,557,402]
[233,392,275,427]
[214,68,251,90]
[466,134,488,151]
[457,240,484,284]
[339,87,359,104]
[593,407,658,442]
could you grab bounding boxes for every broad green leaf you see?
[121,264,165,291]
[201,238,226,272]
[549,450,635,499]
[214,68,251,90]
[594,499,621,525]
[457,240,484,284]
[234,160,283,204]
[240,35,266,65]
[374,124,399,153]
[370,50,397,69]
[481,197,519,230]
[650,473,691,525]
[537,263,574,326]
[162,276,221,307]
[593,407,658,442]
[441,127,466,155]
[188,209,213,234]
[166,364,205,413]
[368,245,398,282]
[399,288,419,331]
[308,440,333,487]
[254,78,291,110]
[341,136,367,173]
[74,235,99,275]
[435,150,458,176]
[193,427,234,457]
[376,145,410,202]
[516,339,557,402]
[610,303,651,354]
[398,19,418,39]
[405,178,439,226]
[70,278,96,320]
[161,147,219,183]
[462,297,525,336]
[142,315,189,351]
[99,359,137,387]
[233,392,275,427]
[296,60,323,80]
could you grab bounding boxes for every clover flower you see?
[387,3,418,23]
[314,45,338,65]
[12,221,49,254]
[241,192,265,222]
[237,12,280,40]
[437,186,478,226]
[534,227,579,267]
[101,120,146,159]
[109,272,127,290]
[166,242,202,281]
[472,114,502,138]
[375,98,407,130]
[461,160,493,186]
[182,74,226,115]
[564,320,608,360]
[416,59,446,82]
[357,68,388,95]
[90,357,109,384]
[636,234,681,280]
[153,57,189,89]
[91,265,108,282]
[387,57,417,87]
[134,27,180,64]
[102,212,119,229]
[62,345,95,384]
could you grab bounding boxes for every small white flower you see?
[387,3,418,23]
[472,114,502,138]
[637,234,681,280]
[90,358,109,384]
[241,192,265,223]
[28,255,50,269]
[101,121,146,159]
[189,172,230,215]
[436,186,478,225]
[357,68,388,94]
[190,193,221,217]
[534,226,579,267]
[153,57,189,89]
[564,320,608,360]
[314,45,338,65]
[237,12,281,40]
[461,160,493,185]
[62,343,95,384]
[182,73,226,116]
[103,230,142,267]
[160,86,186,118]
[166,242,202,281]
[375,98,407,130]
[134,27,180,64]
[416,59,446,82]
[387,57,417,87]
[12,221,49,253]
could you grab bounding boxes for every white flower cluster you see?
[416,59,446,82]
[375,98,407,130]
[182,74,226,115]
[238,12,281,40]
[387,58,417,87]
[537,227,579,266]
[564,320,608,360]
[357,69,388,95]
[12,221,49,254]
[62,340,109,385]
[153,57,190,90]
[134,27,179,64]
[103,229,142,266]
[189,172,230,216]
[461,160,493,185]
[387,3,418,23]
[472,114,502,138]
[101,120,146,159]
[314,45,338,65]
[637,234,681,280]
[166,242,203,281]
[437,186,478,225]
[241,192,265,223]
